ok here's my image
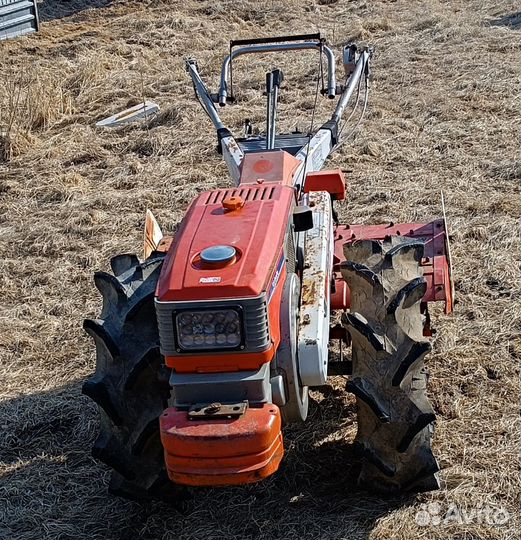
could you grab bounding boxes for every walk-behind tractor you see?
[83,35,454,500]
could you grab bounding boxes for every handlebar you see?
[218,40,336,106]
[229,33,321,48]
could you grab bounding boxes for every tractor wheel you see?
[341,238,440,493]
[276,272,309,424]
[83,252,179,502]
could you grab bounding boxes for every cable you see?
[338,74,362,138]
[301,44,324,189]
[229,42,234,104]
[319,41,326,95]
[191,78,214,122]
[341,76,369,140]
[332,72,369,153]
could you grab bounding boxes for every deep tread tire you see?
[341,238,440,493]
[83,252,177,501]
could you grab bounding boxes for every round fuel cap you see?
[200,245,236,265]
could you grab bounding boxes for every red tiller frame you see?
[331,219,453,314]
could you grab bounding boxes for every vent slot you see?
[202,186,276,205]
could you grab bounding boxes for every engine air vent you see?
[203,185,276,205]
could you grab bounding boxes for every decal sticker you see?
[199,277,221,283]
[267,252,285,302]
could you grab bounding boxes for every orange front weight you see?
[160,403,283,486]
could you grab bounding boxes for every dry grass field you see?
[1,0,520,539]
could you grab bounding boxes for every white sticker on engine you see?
[199,277,221,283]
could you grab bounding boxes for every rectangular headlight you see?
[174,308,243,351]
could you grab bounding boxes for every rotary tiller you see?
[83,34,454,500]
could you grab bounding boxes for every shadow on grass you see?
[487,12,521,30]
[1,379,417,540]
[38,0,112,22]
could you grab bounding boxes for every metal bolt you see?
[204,403,222,415]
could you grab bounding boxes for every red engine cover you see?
[156,184,295,302]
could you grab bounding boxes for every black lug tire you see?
[341,238,440,493]
[83,252,180,501]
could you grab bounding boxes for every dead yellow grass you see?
[0,0,520,539]
[0,68,72,161]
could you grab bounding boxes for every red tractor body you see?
[156,158,297,485]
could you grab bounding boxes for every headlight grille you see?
[156,295,270,357]
[174,308,243,351]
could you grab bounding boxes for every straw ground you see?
[1,1,519,539]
